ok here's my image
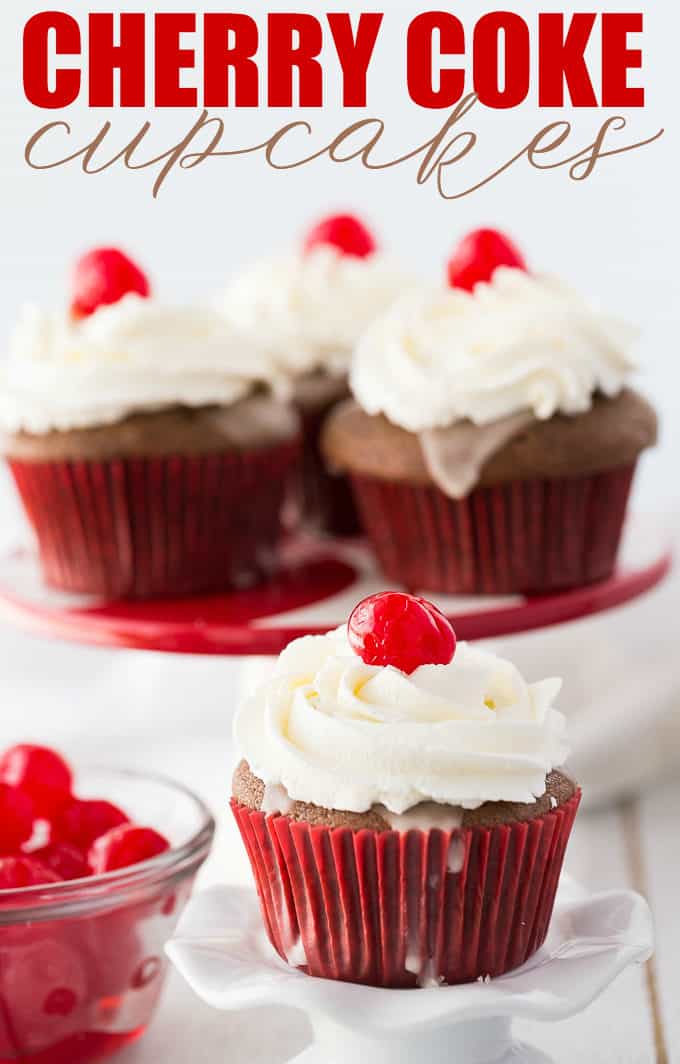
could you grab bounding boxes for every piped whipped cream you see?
[351,268,635,433]
[234,626,568,815]
[219,245,414,379]
[1,295,288,435]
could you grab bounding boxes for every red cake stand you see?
[0,515,671,656]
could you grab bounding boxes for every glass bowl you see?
[0,768,215,1063]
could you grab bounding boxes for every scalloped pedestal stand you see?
[167,877,653,1064]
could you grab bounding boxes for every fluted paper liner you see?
[232,790,580,988]
[8,441,299,599]
[350,466,635,595]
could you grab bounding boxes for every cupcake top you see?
[234,593,568,815]
[1,248,286,436]
[219,213,413,382]
[351,230,635,434]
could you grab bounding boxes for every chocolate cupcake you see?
[219,214,413,535]
[1,248,300,598]
[232,591,580,988]
[322,229,658,594]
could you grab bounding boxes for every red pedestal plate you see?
[0,519,671,655]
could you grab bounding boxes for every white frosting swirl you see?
[235,626,568,814]
[1,295,288,434]
[351,268,635,433]
[220,246,413,379]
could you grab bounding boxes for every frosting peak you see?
[234,626,569,814]
[351,268,636,433]
[1,295,286,434]
[220,245,413,378]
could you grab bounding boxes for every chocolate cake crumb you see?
[321,390,657,488]
[232,761,577,833]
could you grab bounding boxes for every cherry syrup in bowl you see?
[0,768,215,1063]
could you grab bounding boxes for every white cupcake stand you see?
[167,877,653,1064]
[0,515,672,1063]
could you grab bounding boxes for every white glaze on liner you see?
[1,295,289,434]
[405,939,446,989]
[447,836,466,874]
[351,268,635,433]
[234,626,568,815]
[220,245,414,378]
[262,783,294,816]
[419,411,535,499]
[376,803,463,833]
[285,936,307,969]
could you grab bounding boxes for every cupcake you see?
[220,214,413,535]
[1,248,300,599]
[232,591,580,988]
[322,229,658,594]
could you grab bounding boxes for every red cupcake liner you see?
[349,465,636,595]
[232,789,580,988]
[8,440,300,599]
[296,405,361,538]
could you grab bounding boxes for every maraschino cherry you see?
[0,744,72,819]
[0,784,35,853]
[70,247,151,319]
[89,825,170,874]
[304,213,377,259]
[447,228,527,292]
[34,843,90,882]
[55,798,130,850]
[0,743,173,888]
[348,592,457,676]
[0,857,61,889]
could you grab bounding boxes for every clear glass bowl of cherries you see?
[0,745,215,1063]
